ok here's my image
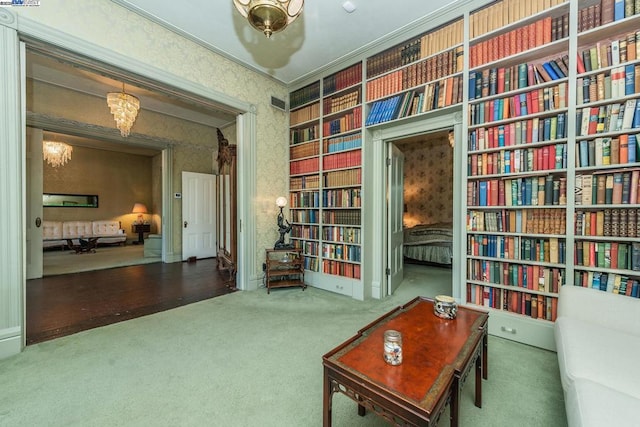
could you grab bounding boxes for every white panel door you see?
[26,129,43,279]
[387,144,405,295]
[182,171,217,260]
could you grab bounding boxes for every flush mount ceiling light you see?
[106,83,140,137]
[43,141,73,168]
[342,1,356,13]
[233,0,304,38]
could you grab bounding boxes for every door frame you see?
[365,108,464,300]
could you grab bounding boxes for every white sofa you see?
[554,285,640,427]
[42,220,127,249]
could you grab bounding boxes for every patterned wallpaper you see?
[397,132,454,228]
[17,1,290,278]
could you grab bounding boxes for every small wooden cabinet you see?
[265,249,306,294]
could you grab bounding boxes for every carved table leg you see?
[323,371,333,427]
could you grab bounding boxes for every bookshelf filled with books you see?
[289,63,364,294]
[465,0,571,323]
[572,5,640,297]
[364,18,465,126]
[290,81,321,273]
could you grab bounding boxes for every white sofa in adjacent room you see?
[554,285,640,427]
[42,220,127,249]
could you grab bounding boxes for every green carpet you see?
[0,268,566,426]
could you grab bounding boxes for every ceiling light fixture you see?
[43,141,73,168]
[233,0,304,38]
[342,1,356,13]
[106,83,140,137]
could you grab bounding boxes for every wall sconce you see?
[448,131,455,148]
[274,196,293,249]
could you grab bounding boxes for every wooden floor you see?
[26,258,234,345]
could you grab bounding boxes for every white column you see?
[0,11,25,359]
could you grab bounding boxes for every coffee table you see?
[322,296,488,426]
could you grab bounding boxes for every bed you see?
[403,223,453,267]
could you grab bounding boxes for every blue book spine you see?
[504,150,511,173]
[629,134,637,163]
[625,64,635,96]
[469,71,477,100]
[542,62,559,80]
[633,101,640,128]
[479,181,488,206]
[614,0,625,21]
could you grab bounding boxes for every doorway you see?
[386,130,455,300]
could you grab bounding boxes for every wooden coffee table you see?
[322,296,488,426]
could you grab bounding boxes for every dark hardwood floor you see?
[26,258,234,345]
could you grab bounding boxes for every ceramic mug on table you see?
[434,295,457,319]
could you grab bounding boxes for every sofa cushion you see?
[565,378,639,427]
[63,221,93,239]
[92,220,123,237]
[42,221,63,240]
[555,316,640,400]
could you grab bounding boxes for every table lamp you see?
[274,196,293,249]
[132,203,148,224]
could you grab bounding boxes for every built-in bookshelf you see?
[572,3,640,298]
[289,63,363,292]
[285,0,640,348]
[465,0,571,323]
[364,18,464,126]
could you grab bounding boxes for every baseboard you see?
[0,331,22,360]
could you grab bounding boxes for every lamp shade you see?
[275,196,287,208]
[132,203,148,214]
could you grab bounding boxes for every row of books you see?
[366,19,463,79]
[468,175,567,207]
[322,149,361,171]
[290,124,319,145]
[322,188,361,208]
[302,256,319,272]
[322,226,361,244]
[467,285,559,321]
[290,191,319,208]
[322,243,361,262]
[468,235,564,264]
[575,171,640,205]
[322,210,361,226]
[323,63,362,96]
[290,140,319,160]
[469,15,567,69]
[323,106,362,136]
[290,102,319,126]
[577,0,640,33]
[577,100,640,137]
[574,274,640,298]
[366,49,461,102]
[577,136,639,167]
[575,208,640,237]
[323,169,361,188]
[469,58,566,101]
[324,133,361,153]
[575,241,640,271]
[367,77,463,126]
[577,35,640,75]
[290,81,320,109]
[468,143,567,176]
[468,114,568,151]
[578,66,640,106]
[469,83,568,126]
[468,260,563,293]
[322,260,361,279]
[289,157,319,176]
[291,224,319,240]
[323,89,360,115]
[469,0,565,39]
[467,208,566,235]
[290,209,318,224]
[289,175,320,191]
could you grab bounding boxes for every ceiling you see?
[112,0,459,84]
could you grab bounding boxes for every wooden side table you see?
[265,249,306,294]
[132,223,151,244]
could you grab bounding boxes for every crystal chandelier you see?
[106,83,140,137]
[43,141,73,168]
[233,0,303,38]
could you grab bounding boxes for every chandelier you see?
[43,141,73,168]
[106,83,140,137]
[233,0,303,38]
